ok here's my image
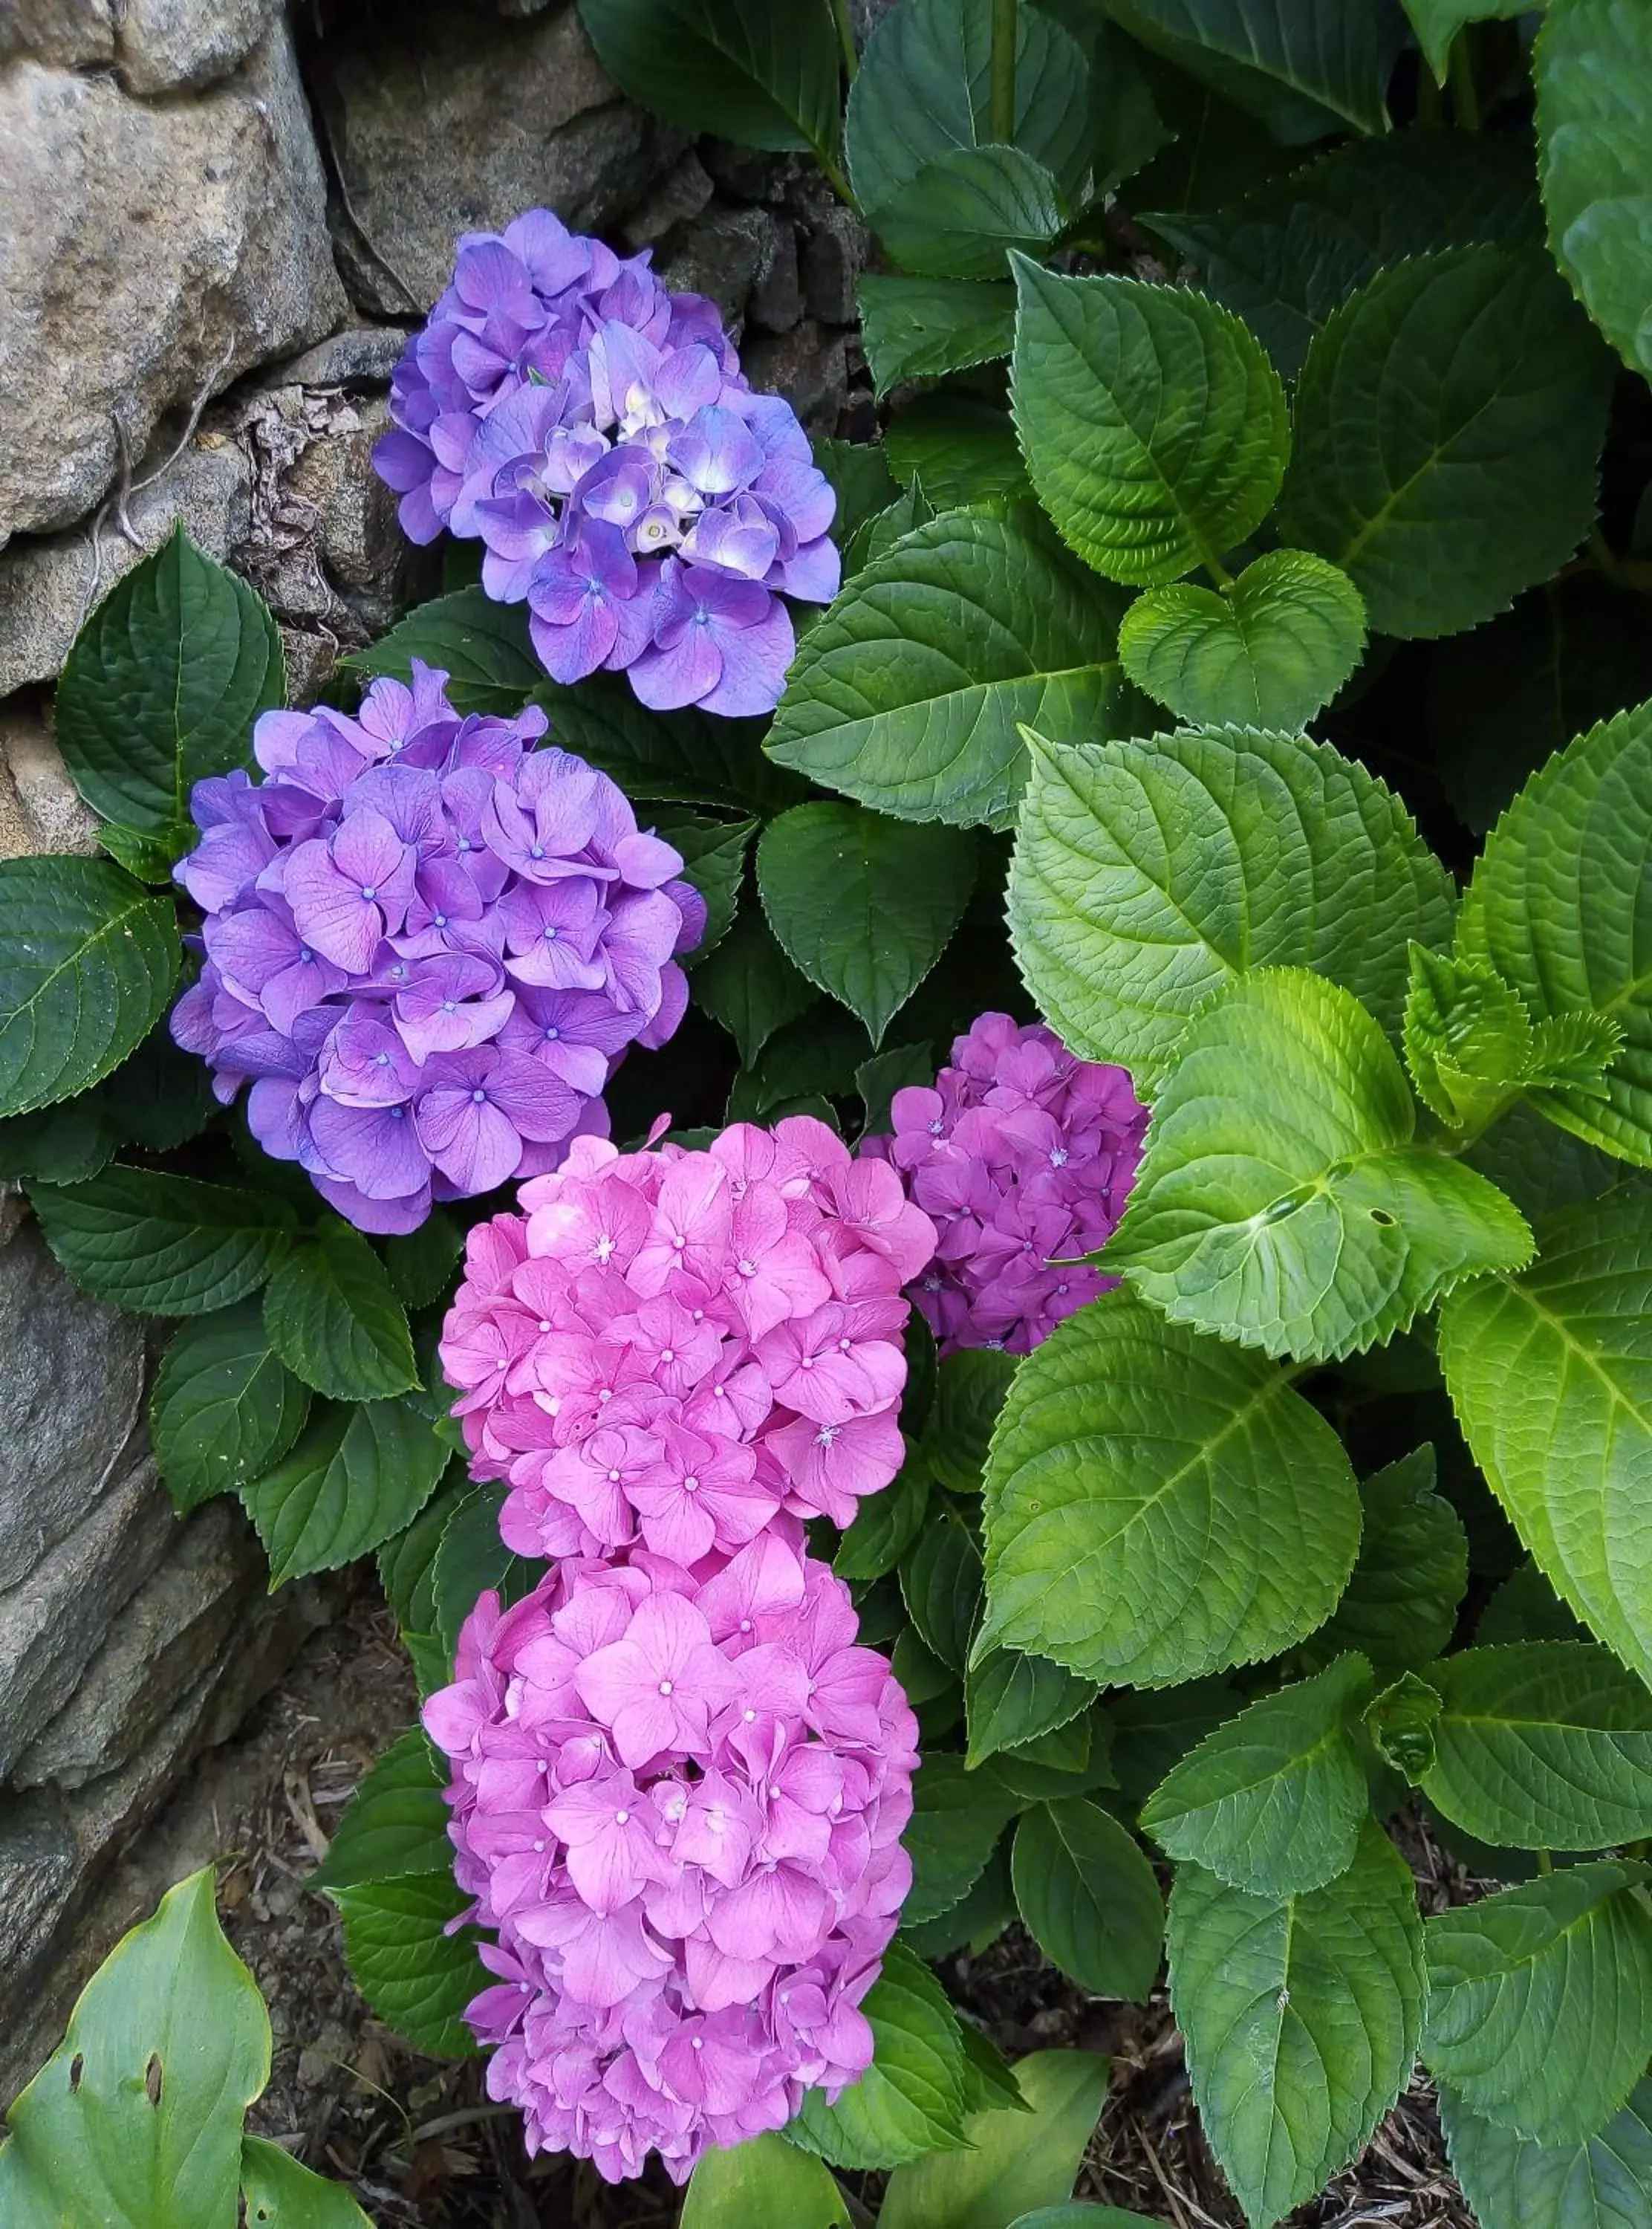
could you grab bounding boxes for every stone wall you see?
[0,0,868,2091]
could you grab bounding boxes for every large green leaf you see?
[1097,0,1407,140]
[1440,2077,1652,2229]
[966,1650,1099,1768]
[238,2138,371,2229]
[757,802,975,1045]
[693,896,818,1068]
[0,1870,269,2229]
[1007,724,1455,1090]
[767,504,1129,832]
[885,392,1027,510]
[56,522,282,831]
[1535,0,1652,381]
[880,2051,1111,2229]
[1011,259,1290,586]
[261,1218,420,1402]
[1423,1863,1652,2145]
[0,858,180,1117]
[1457,701,1652,1165]
[544,675,805,816]
[1405,0,1529,78]
[903,1753,1023,1925]
[682,2134,849,2228]
[858,275,1017,396]
[1277,246,1614,640]
[790,1942,971,2168]
[34,1167,296,1315]
[329,1872,484,2058]
[343,588,539,717]
[150,1301,312,1513]
[242,1396,448,1586]
[872,148,1067,282]
[1168,1823,1426,2229]
[310,1727,450,1896]
[575,0,841,160]
[1139,1655,1375,1898]
[978,1294,1362,1687]
[1010,1799,1163,2000]
[1307,1448,1468,1676]
[1437,1194,1652,1686]
[1118,550,1366,731]
[1104,968,1534,1358]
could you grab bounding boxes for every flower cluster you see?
[170,663,703,1234]
[862,1013,1148,1354]
[424,1534,917,2184]
[440,1118,937,1559]
[373,208,838,716]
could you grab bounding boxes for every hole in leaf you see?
[144,2052,163,2108]
[68,2053,83,2094]
[1368,1208,1396,1227]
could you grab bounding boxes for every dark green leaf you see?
[330,1872,484,2057]
[1097,0,1408,140]
[100,820,193,884]
[151,1301,312,1513]
[312,1727,451,1895]
[542,673,806,814]
[381,1210,464,1311]
[34,1166,296,1315]
[693,895,817,1068]
[885,393,1027,509]
[1535,0,1652,380]
[857,1043,937,1138]
[1405,0,1529,79]
[1477,1560,1588,1649]
[1012,1799,1163,2000]
[834,1456,932,1583]
[262,1217,420,1402]
[966,1650,1099,1768]
[1310,1448,1469,1675]
[871,146,1066,281]
[653,810,755,964]
[903,1753,1024,1925]
[432,1482,542,1658]
[859,274,1017,395]
[1440,2076,1652,2229]
[926,1349,1018,1491]
[1110,1678,1244,1803]
[242,1395,448,1586]
[575,0,842,162]
[0,1100,120,1184]
[902,1508,984,1672]
[816,439,900,548]
[345,587,539,715]
[790,1941,971,2167]
[377,1469,467,1637]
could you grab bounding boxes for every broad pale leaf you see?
[859,275,1016,395]
[1117,550,1365,731]
[1168,1823,1426,2229]
[1424,1862,1652,2144]
[1309,1448,1468,1676]
[1277,246,1614,640]
[903,1754,1023,1924]
[681,2134,849,2229]
[1139,1655,1375,1898]
[239,2138,371,2228]
[34,1167,296,1315]
[767,504,1129,831]
[151,1302,312,1513]
[1103,968,1533,1359]
[1098,0,1408,140]
[310,1727,450,1895]
[880,2051,1111,2229]
[1008,724,1455,1089]
[242,1395,448,1586]
[1012,259,1290,585]
[872,148,1066,282]
[978,1294,1362,1687]
[1440,2077,1652,2229]
[575,0,841,160]
[342,588,539,717]
[1536,0,1652,381]
[790,1942,971,2167]
[261,1217,420,1403]
[1011,1799,1163,2000]
[1437,1195,1652,1685]
[330,1872,484,2057]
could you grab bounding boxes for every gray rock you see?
[258,325,414,391]
[619,152,715,251]
[280,625,343,709]
[0,1227,146,1597]
[660,206,777,331]
[114,0,273,94]
[700,139,791,204]
[749,219,805,334]
[803,206,871,327]
[0,0,112,68]
[0,1788,76,2034]
[741,322,851,437]
[0,701,102,861]
[0,433,253,698]
[0,19,345,546]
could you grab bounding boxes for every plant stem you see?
[818,146,859,213]
[989,0,1018,144]
[1417,61,1444,128]
[1448,31,1481,129]
[828,0,858,84]
[1537,1848,1554,1875]
[1203,554,1235,591]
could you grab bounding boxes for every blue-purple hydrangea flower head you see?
[170,662,705,1233]
[372,210,839,718]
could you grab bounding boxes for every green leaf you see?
[1111,1676,1245,1803]
[859,274,1017,396]
[329,1872,484,2057]
[56,522,283,832]
[1536,0,1652,381]
[1405,0,1529,78]
[1308,1448,1469,1676]
[768,503,1129,832]
[100,819,194,885]
[1104,967,1535,1359]
[380,1211,464,1311]
[0,1869,270,2229]
[377,1469,466,1637]
[682,2133,850,2229]
[1405,946,1535,1131]
[1477,1559,1589,1650]
[151,1302,312,1513]
[1011,1799,1163,2001]
[1440,2077,1652,2229]
[542,672,805,816]
[846,483,937,581]
[857,1042,937,1138]
[0,1099,120,1184]
[902,1509,984,1672]
[979,1294,1362,1687]
[345,588,539,716]
[432,1482,541,1658]
[575,0,841,162]
[1168,1823,1426,2229]
[1365,1670,1444,1780]
[1007,2212,1161,2229]
[871,147,1067,281]
[834,1456,931,1583]
[1423,1862,1652,2145]
[790,1941,971,2168]
[1097,0,1407,140]
[1140,1655,1375,1899]
[1457,701,1652,1165]
[1437,1193,1652,1685]
[1466,1100,1625,1222]
[957,2023,1034,2116]
[34,1167,296,1315]
[261,1217,420,1402]
[1415,1644,1652,1852]
[880,2050,1112,2229]
[311,1727,450,1895]
[1011,259,1290,587]
[992,1709,1116,1805]
[693,895,818,1068]
[240,2137,371,2228]
[1117,550,1365,730]
[926,1348,1020,1491]
[903,1753,1024,1925]
[903,1841,1019,1961]
[100,1020,218,1152]
[758,802,975,1046]
[966,1650,1099,1768]
[1007,723,1455,1091]
[885,392,1027,510]
[242,1396,447,1586]
[0,857,180,1117]
[652,810,755,964]
[1277,246,1614,640]
[817,439,900,551]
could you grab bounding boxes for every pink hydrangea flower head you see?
[423,1537,918,2184]
[860,1013,1148,1354]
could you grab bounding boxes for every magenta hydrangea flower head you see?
[439,1118,937,1558]
[861,1013,1149,1354]
[169,662,704,1233]
[423,1535,917,2183]
[372,207,839,717]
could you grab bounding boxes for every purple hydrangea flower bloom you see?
[169,663,705,1233]
[371,207,839,718]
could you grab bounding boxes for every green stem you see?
[1537,1848,1554,1875]
[1417,62,1444,128]
[818,146,859,213]
[828,0,858,83]
[989,0,1018,144]
[1448,31,1481,129]
[1203,554,1235,590]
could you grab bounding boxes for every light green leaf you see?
[1102,967,1534,1359]
[150,1302,312,1513]
[1007,2211,1162,2229]
[242,1395,448,1586]
[903,1753,1024,1926]
[1308,1448,1469,1676]
[881,2050,1111,2229]
[790,1941,971,2168]
[871,147,1066,281]
[310,1727,449,1896]
[859,274,1017,396]
[1405,945,1538,1132]
[1437,1193,1652,1686]
[979,1294,1361,1687]
[1118,549,1365,730]
[1139,1655,1375,1899]
[1423,1863,1652,2145]
[1168,1823,1426,2229]
[682,2133,849,2228]
[1440,2076,1652,2229]
[1007,724,1456,1090]
[343,588,539,717]
[927,1348,1020,1492]
[693,896,818,1068]
[1536,0,1652,381]
[651,811,755,965]
[768,503,1129,832]
[261,1217,419,1403]
[1011,1799,1163,2000]
[1011,259,1290,587]
[1277,246,1614,640]
[34,1167,296,1315]
[574,0,841,160]
[885,392,1027,510]
[967,1650,1099,1768]
[329,1872,484,2057]
[239,2137,371,2228]
[1097,0,1408,140]
[1406,0,1529,80]
[757,802,975,1045]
